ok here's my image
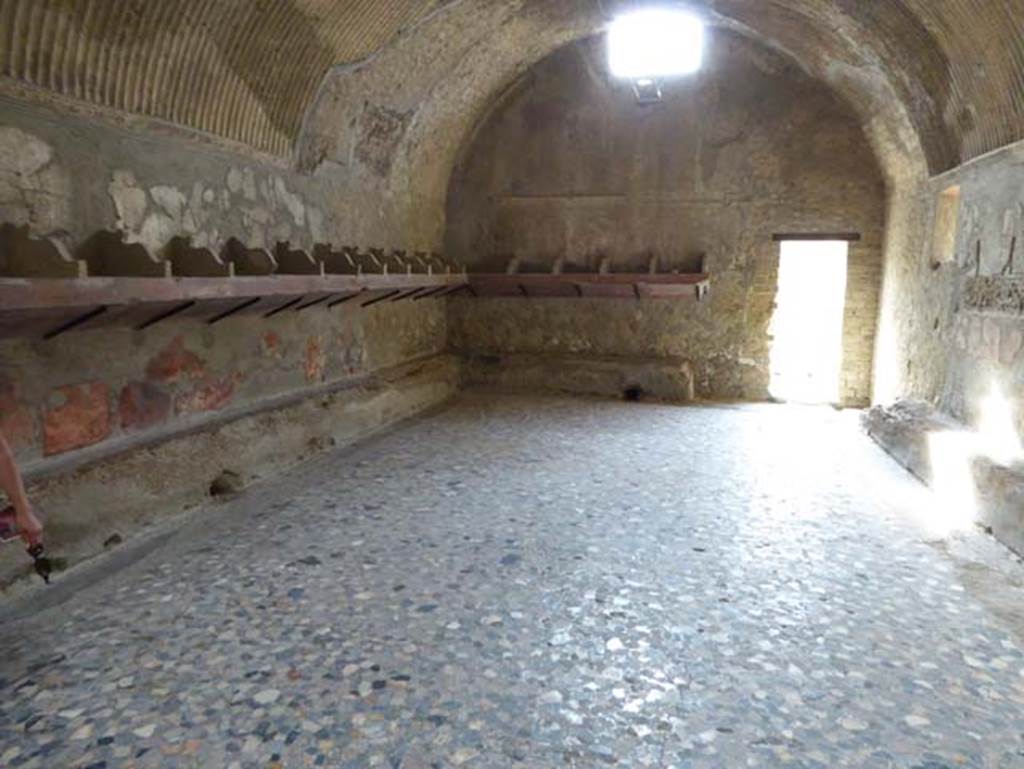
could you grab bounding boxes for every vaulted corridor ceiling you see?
[0,0,1021,174]
[0,0,446,156]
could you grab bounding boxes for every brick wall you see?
[876,139,1024,439]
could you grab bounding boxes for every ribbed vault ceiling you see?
[0,0,1022,174]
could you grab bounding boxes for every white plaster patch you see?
[189,183,212,231]
[226,167,243,194]
[150,185,187,221]
[0,126,70,233]
[0,126,52,176]
[109,171,148,233]
[103,163,320,259]
[182,209,198,234]
[137,212,177,254]
[274,176,305,227]
[242,168,257,201]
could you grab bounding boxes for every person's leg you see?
[0,432,42,547]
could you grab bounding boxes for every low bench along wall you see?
[864,400,1024,554]
[462,353,696,402]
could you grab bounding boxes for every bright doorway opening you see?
[769,240,849,404]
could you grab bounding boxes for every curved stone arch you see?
[0,0,1018,184]
[297,0,933,251]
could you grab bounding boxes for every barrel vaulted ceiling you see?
[0,0,445,156]
[0,0,1022,175]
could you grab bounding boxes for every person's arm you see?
[0,432,42,547]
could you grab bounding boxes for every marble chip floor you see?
[2,392,1024,769]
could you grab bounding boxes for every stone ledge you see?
[864,399,1024,554]
[862,400,959,483]
[462,353,696,402]
[0,354,460,592]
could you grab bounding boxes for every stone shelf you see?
[0,226,471,340]
[464,272,710,300]
[0,273,468,341]
[0,226,710,340]
[0,271,711,340]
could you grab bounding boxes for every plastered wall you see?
[0,94,453,467]
[0,301,447,466]
[875,140,1024,439]
[0,95,334,254]
[446,33,886,404]
[0,93,456,587]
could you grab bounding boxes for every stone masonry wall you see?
[875,140,1024,441]
[0,92,453,467]
[0,94,335,254]
[0,298,453,589]
[0,92,455,587]
[0,301,447,467]
[445,33,886,404]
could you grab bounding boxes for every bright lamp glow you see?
[608,9,704,79]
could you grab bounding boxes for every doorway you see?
[769,240,849,404]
